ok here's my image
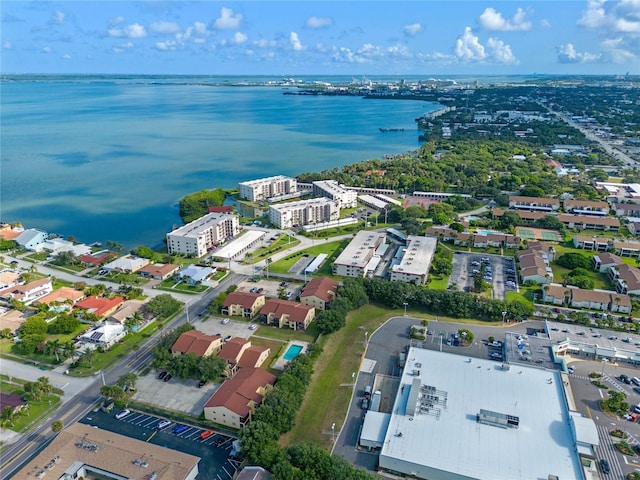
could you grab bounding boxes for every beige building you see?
[268,197,339,229]
[12,423,200,480]
[166,212,241,258]
[223,291,266,318]
[239,175,298,202]
[390,236,437,285]
[333,230,387,278]
[299,277,339,311]
[260,299,315,331]
[508,196,560,212]
[171,330,223,357]
[312,180,358,208]
[203,367,276,428]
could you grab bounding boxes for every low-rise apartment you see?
[239,175,298,202]
[167,212,240,258]
[268,197,339,229]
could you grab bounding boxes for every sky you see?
[2,1,639,76]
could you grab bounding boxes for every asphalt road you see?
[0,272,245,479]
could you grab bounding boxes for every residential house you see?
[425,227,456,242]
[492,208,548,224]
[39,238,91,257]
[0,271,20,289]
[15,229,48,251]
[563,199,609,216]
[526,241,557,262]
[107,300,146,326]
[139,263,180,280]
[75,296,124,318]
[172,330,222,358]
[0,224,24,241]
[203,367,276,428]
[558,214,620,232]
[0,278,53,304]
[613,203,640,217]
[299,277,340,311]
[592,252,624,273]
[508,196,560,212]
[178,265,214,285]
[453,232,471,247]
[570,289,611,311]
[237,345,271,369]
[542,284,571,306]
[612,240,640,258]
[78,251,117,267]
[0,309,27,335]
[222,292,266,318]
[260,299,315,331]
[611,294,633,314]
[519,249,553,284]
[79,321,126,348]
[608,264,640,296]
[35,287,85,306]
[473,233,520,249]
[102,255,150,274]
[0,393,26,415]
[572,235,611,251]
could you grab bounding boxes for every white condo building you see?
[390,236,437,285]
[239,175,298,202]
[167,212,240,258]
[269,198,339,229]
[333,230,387,278]
[312,180,358,209]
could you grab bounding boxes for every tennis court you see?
[516,226,563,242]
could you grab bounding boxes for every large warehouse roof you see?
[379,348,583,480]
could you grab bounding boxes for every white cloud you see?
[556,43,600,63]
[600,37,638,63]
[109,16,125,26]
[579,0,640,33]
[290,31,305,51]
[213,7,243,30]
[233,32,248,44]
[403,23,423,37]
[108,23,147,39]
[254,38,277,48]
[155,40,179,51]
[329,42,413,64]
[486,37,518,64]
[479,7,532,32]
[41,46,53,53]
[62,53,71,59]
[540,19,552,28]
[455,27,486,61]
[150,21,180,34]
[2,41,13,50]
[51,10,65,25]
[306,16,333,29]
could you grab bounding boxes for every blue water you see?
[1,76,440,248]
[283,344,303,361]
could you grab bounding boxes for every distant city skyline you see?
[2,1,638,76]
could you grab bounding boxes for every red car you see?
[200,430,214,440]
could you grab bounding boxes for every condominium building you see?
[239,175,297,202]
[390,236,437,285]
[333,230,387,278]
[167,212,240,258]
[312,180,358,208]
[268,198,339,229]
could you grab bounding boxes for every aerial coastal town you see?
[3,76,640,480]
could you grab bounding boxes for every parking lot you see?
[237,278,301,302]
[449,252,517,300]
[80,409,239,480]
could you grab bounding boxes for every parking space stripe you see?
[595,424,624,477]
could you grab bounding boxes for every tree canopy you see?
[179,188,226,223]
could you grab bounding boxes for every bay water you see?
[1,76,439,248]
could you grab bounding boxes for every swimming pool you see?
[476,229,501,236]
[283,344,303,361]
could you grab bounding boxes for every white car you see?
[156,419,171,430]
[222,318,229,324]
[249,324,257,330]
[115,409,130,420]
[567,366,575,374]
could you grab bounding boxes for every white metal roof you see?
[213,230,265,259]
[379,348,583,480]
[360,411,391,448]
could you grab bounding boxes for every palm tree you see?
[63,341,78,359]
[37,376,53,397]
[265,257,272,278]
[81,349,96,367]
[45,340,62,362]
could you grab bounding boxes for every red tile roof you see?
[218,337,249,363]
[36,287,85,305]
[172,330,221,356]
[237,345,270,368]
[208,206,235,214]
[300,277,339,303]
[139,263,179,278]
[260,299,314,323]
[224,291,264,309]
[75,296,124,317]
[204,367,276,417]
[78,251,116,266]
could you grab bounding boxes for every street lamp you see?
[364,331,368,347]
[403,302,408,316]
[331,422,336,444]
[502,311,507,324]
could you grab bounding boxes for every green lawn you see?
[0,379,61,434]
[252,324,317,343]
[246,234,301,264]
[428,274,450,290]
[157,278,208,294]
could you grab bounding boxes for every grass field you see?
[269,240,348,275]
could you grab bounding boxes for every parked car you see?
[173,424,188,434]
[200,430,214,440]
[567,366,575,374]
[157,371,167,380]
[163,373,172,382]
[198,380,207,388]
[115,409,130,420]
[224,335,232,342]
[599,459,610,474]
[157,419,171,430]
[222,318,229,324]
[620,374,632,384]
[249,324,258,330]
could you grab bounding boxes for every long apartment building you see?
[268,198,339,229]
[390,235,437,285]
[312,180,358,208]
[238,175,297,202]
[333,230,386,278]
[167,212,240,258]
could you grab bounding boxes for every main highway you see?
[0,266,245,479]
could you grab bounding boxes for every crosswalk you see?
[594,424,625,478]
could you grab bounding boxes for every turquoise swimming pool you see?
[283,344,303,361]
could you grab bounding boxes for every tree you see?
[179,188,226,223]
[19,316,48,336]
[80,349,96,367]
[145,294,182,318]
[1,406,17,428]
[458,328,474,346]
[116,373,138,391]
[106,240,125,253]
[520,185,545,197]
[134,246,156,259]
[51,420,64,433]
[555,252,591,270]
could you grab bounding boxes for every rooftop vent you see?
[477,409,519,429]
